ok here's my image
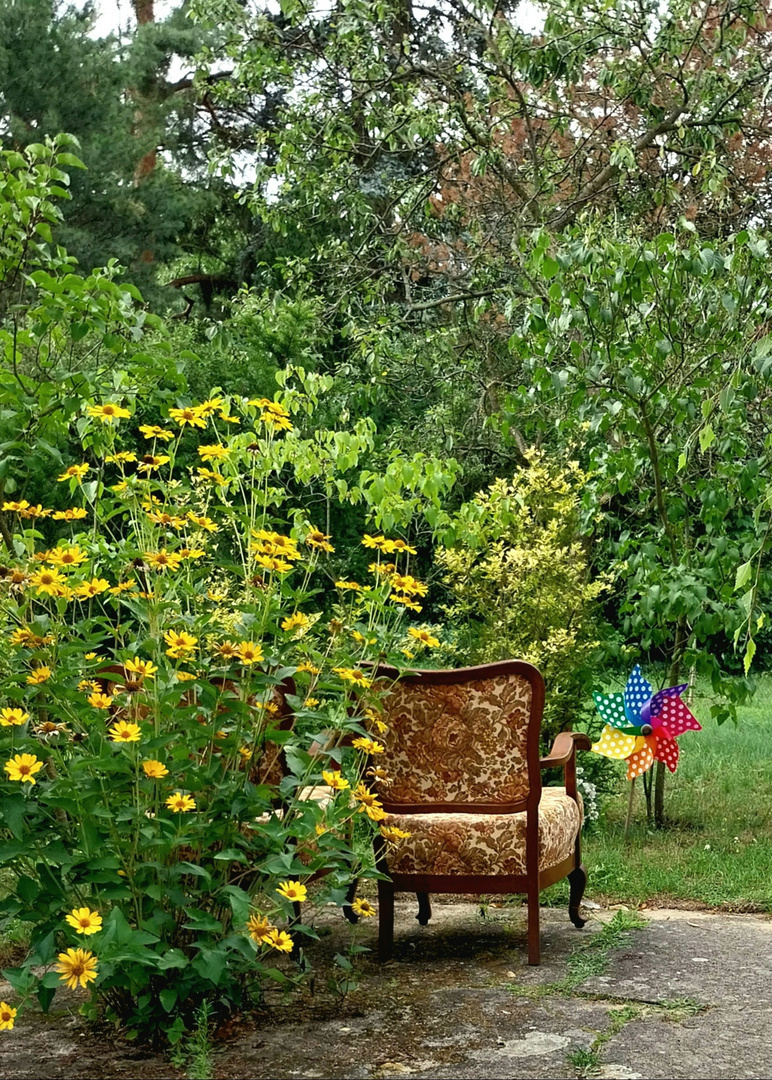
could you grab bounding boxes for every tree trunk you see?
[654,615,688,827]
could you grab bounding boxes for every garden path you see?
[0,902,769,1079]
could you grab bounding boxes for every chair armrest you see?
[540,731,592,769]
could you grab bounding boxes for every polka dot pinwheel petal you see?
[623,664,653,723]
[626,738,655,780]
[654,736,680,773]
[592,692,628,730]
[592,725,641,761]
[648,684,689,721]
[655,695,702,737]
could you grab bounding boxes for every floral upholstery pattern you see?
[377,673,533,805]
[381,787,583,876]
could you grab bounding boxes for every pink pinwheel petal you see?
[657,696,701,736]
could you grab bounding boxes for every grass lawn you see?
[563,675,772,912]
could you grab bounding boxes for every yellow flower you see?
[296,661,321,674]
[236,641,264,665]
[78,679,100,693]
[28,568,67,596]
[408,627,440,648]
[146,511,186,529]
[254,554,293,573]
[124,658,158,680]
[105,450,137,464]
[84,652,99,660]
[332,668,372,689]
[164,630,198,658]
[47,546,88,570]
[87,403,131,424]
[74,578,111,599]
[26,666,52,685]
[139,424,174,442]
[197,397,223,417]
[57,463,90,483]
[65,907,102,935]
[0,1002,16,1030]
[0,708,29,727]
[17,504,52,519]
[55,948,98,990]
[176,670,197,682]
[137,454,170,473]
[197,444,229,461]
[166,792,196,812]
[322,770,349,791]
[2,500,29,512]
[246,913,272,943]
[281,612,310,632]
[196,467,229,485]
[304,698,320,708]
[179,548,205,561]
[390,539,417,554]
[352,737,385,755]
[351,898,376,918]
[305,528,334,553]
[380,825,412,842]
[142,759,169,779]
[186,512,218,533]
[51,507,88,521]
[87,691,113,711]
[362,534,386,549]
[169,406,206,429]
[145,550,183,572]
[110,580,137,595]
[276,880,307,903]
[390,574,428,596]
[112,481,128,493]
[214,640,238,660]
[390,595,423,613]
[4,753,43,785]
[265,928,294,952]
[9,628,35,647]
[109,720,141,743]
[218,411,240,425]
[335,580,362,591]
[353,782,386,821]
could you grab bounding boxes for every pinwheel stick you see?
[624,777,636,841]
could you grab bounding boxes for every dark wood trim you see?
[381,799,529,815]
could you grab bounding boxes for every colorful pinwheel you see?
[591,665,701,780]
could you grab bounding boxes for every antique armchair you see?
[372,661,590,965]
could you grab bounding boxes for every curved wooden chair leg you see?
[343,878,359,924]
[568,863,588,928]
[378,880,395,962]
[415,891,432,926]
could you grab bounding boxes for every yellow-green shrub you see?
[437,451,610,742]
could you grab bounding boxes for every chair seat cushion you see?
[382,787,582,877]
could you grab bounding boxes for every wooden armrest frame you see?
[539,731,591,802]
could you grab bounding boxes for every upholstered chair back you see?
[375,663,543,810]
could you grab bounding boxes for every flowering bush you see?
[0,382,449,1041]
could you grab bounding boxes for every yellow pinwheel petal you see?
[591,725,640,761]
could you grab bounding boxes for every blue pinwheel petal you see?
[624,664,653,723]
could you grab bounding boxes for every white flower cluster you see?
[576,766,599,824]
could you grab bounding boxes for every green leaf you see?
[159,987,178,1013]
[743,638,756,675]
[699,424,715,452]
[734,561,753,591]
